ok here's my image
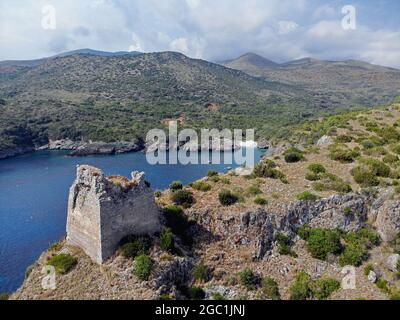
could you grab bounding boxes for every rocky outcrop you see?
[188,194,369,260]
[385,254,400,273]
[69,141,143,156]
[66,165,160,264]
[371,193,400,242]
[317,135,334,146]
[38,139,84,151]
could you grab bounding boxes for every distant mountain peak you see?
[222,52,278,71]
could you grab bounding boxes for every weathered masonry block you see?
[66,165,160,264]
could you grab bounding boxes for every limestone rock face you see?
[188,194,368,260]
[372,198,400,242]
[317,135,333,146]
[66,165,160,264]
[385,254,400,273]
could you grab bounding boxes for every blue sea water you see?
[0,149,265,293]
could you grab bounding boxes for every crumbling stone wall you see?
[66,165,160,264]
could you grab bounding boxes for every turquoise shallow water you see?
[0,149,265,293]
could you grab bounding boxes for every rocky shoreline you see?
[0,138,269,160]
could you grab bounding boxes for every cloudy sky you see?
[0,0,399,67]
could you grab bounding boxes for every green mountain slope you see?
[221,53,400,108]
[0,51,398,154]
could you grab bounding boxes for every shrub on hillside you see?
[313,173,352,194]
[276,233,297,257]
[284,147,305,163]
[329,145,360,163]
[163,205,191,237]
[218,190,238,206]
[308,163,326,174]
[335,135,353,143]
[170,190,194,208]
[306,172,321,181]
[383,153,399,165]
[296,191,320,201]
[188,286,206,300]
[120,236,152,259]
[193,263,211,283]
[247,185,262,196]
[191,181,212,192]
[303,228,342,260]
[262,277,281,300]
[160,228,175,252]
[134,254,153,281]
[169,181,183,191]
[207,170,218,177]
[47,254,77,274]
[339,228,380,266]
[351,166,380,187]
[379,126,400,142]
[339,244,368,267]
[253,160,286,182]
[359,158,391,178]
[254,197,268,205]
[290,271,313,300]
[239,268,257,291]
[312,278,341,300]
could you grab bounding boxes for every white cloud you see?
[313,4,337,19]
[278,21,299,34]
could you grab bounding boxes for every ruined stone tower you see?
[66,165,161,264]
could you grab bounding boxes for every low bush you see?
[253,160,286,182]
[120,236,152,259]
[239,268,257,291]
[219,190,239,206]
[247,185,262,196]
[262,277,281,300]
[335,135,353,143]
[47,254,78,274]
[290,271,313,300]
[169,181,183,191]
[379,126,400,142]
[308,163,326,174]
[211,293,225,300]
[276,233,297,257]
[254,197,268,205]
[376,278,391,294]
[207,170,218,177]
[329,145,360,163]
[312,278,341,300]
[303,228,342,260]
[188,286,206,300]
[193,263,211,283]
[284,147,305,163]
[305,172,321,181]
[134,254,153,281]
[339,228,380,266]
[160,228,175,252]
[383,153,399,165]
[163,205,191,237]
[170,190,194,208]
[191,181,212,192]
[359,158,391,178]
[297,191,320,201]
[351,166,380,187]
[313,173,352,193]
